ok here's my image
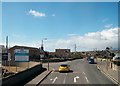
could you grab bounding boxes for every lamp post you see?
[40,38,47,65]
[41,38,47,51]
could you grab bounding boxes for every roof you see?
[9,45,39,50]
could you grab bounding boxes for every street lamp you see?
[41,38,47,51]
[40,38,49,70]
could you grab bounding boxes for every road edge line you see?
[97,65,120,86]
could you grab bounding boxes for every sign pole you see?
[8,53,11,71]
[28,61,29,69]
[48,59,49,71]
[16,62,17,73]
[9,60,10,71]
[6,36,8,74]
[48,57,49,71]
[5,60,6,73]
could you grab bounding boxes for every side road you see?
[97,59,120,86]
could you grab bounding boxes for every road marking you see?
[63,73,67,84]
[83,72,86,75]
[74,76,79,83]
[52,77,58,83]
[85,76,89,83]
[50,79,53,81]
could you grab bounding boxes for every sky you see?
[1,0,120,2]
[1,2,119,52]
[0,2,2,44]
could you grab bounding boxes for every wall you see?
[2,64,43,86]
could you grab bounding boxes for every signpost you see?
[8,53,11,71]
[2,53,8,61]
[0,45,2,86]
[14,49,29,72]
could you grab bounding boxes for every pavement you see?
[96,58,120,86]
[25,70,52,86]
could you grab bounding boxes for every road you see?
[39,59,116,85]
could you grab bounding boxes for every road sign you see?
[2,53,8,60]
[14,49,29,62]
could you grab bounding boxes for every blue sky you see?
[1,2,119,51]
[1,0,120,2]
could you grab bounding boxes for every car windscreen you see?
[60,65,68,67]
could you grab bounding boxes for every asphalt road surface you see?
[39,59,117,85]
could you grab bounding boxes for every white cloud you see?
[44,27,118,52]
[52,14,56,17]
[104,24,113,28]
[28,9,46,17]
[9,27,119,52]
[102,18,109,23]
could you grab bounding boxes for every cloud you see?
[102,18,109,23]
[52,14,56,17]
[104,24,113,28]
[67,34,79,36]
[44,27,118,52]
[28,9,46,17]
[9,27,119,52]
[35,27,117,52]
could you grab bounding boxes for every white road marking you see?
[50,79,53,81]
[63,78,66,83]
[83,72,86,75]
[52,77,58,83]
[85,76,89,83]
[74,76,80,83]
[63,73,67,84]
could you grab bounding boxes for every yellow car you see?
[58,64,70,72]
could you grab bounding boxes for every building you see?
[49,49,71,58]
[5,45,40,66]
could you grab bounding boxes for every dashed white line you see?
[50,79,53,81]
[85,76,89,83]
[52,77,58,83]
[63,78,66,83]
[63,73,67,84]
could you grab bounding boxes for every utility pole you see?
[5,36,8,74]
[74,44,77,58]
[6,36,8,53]
[75,44,76,53]
[40,38,48,70]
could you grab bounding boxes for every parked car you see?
[113,53,120,60]
[58,64,70,72]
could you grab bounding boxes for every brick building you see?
[7,45,40,66]
[49,49,71,58]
